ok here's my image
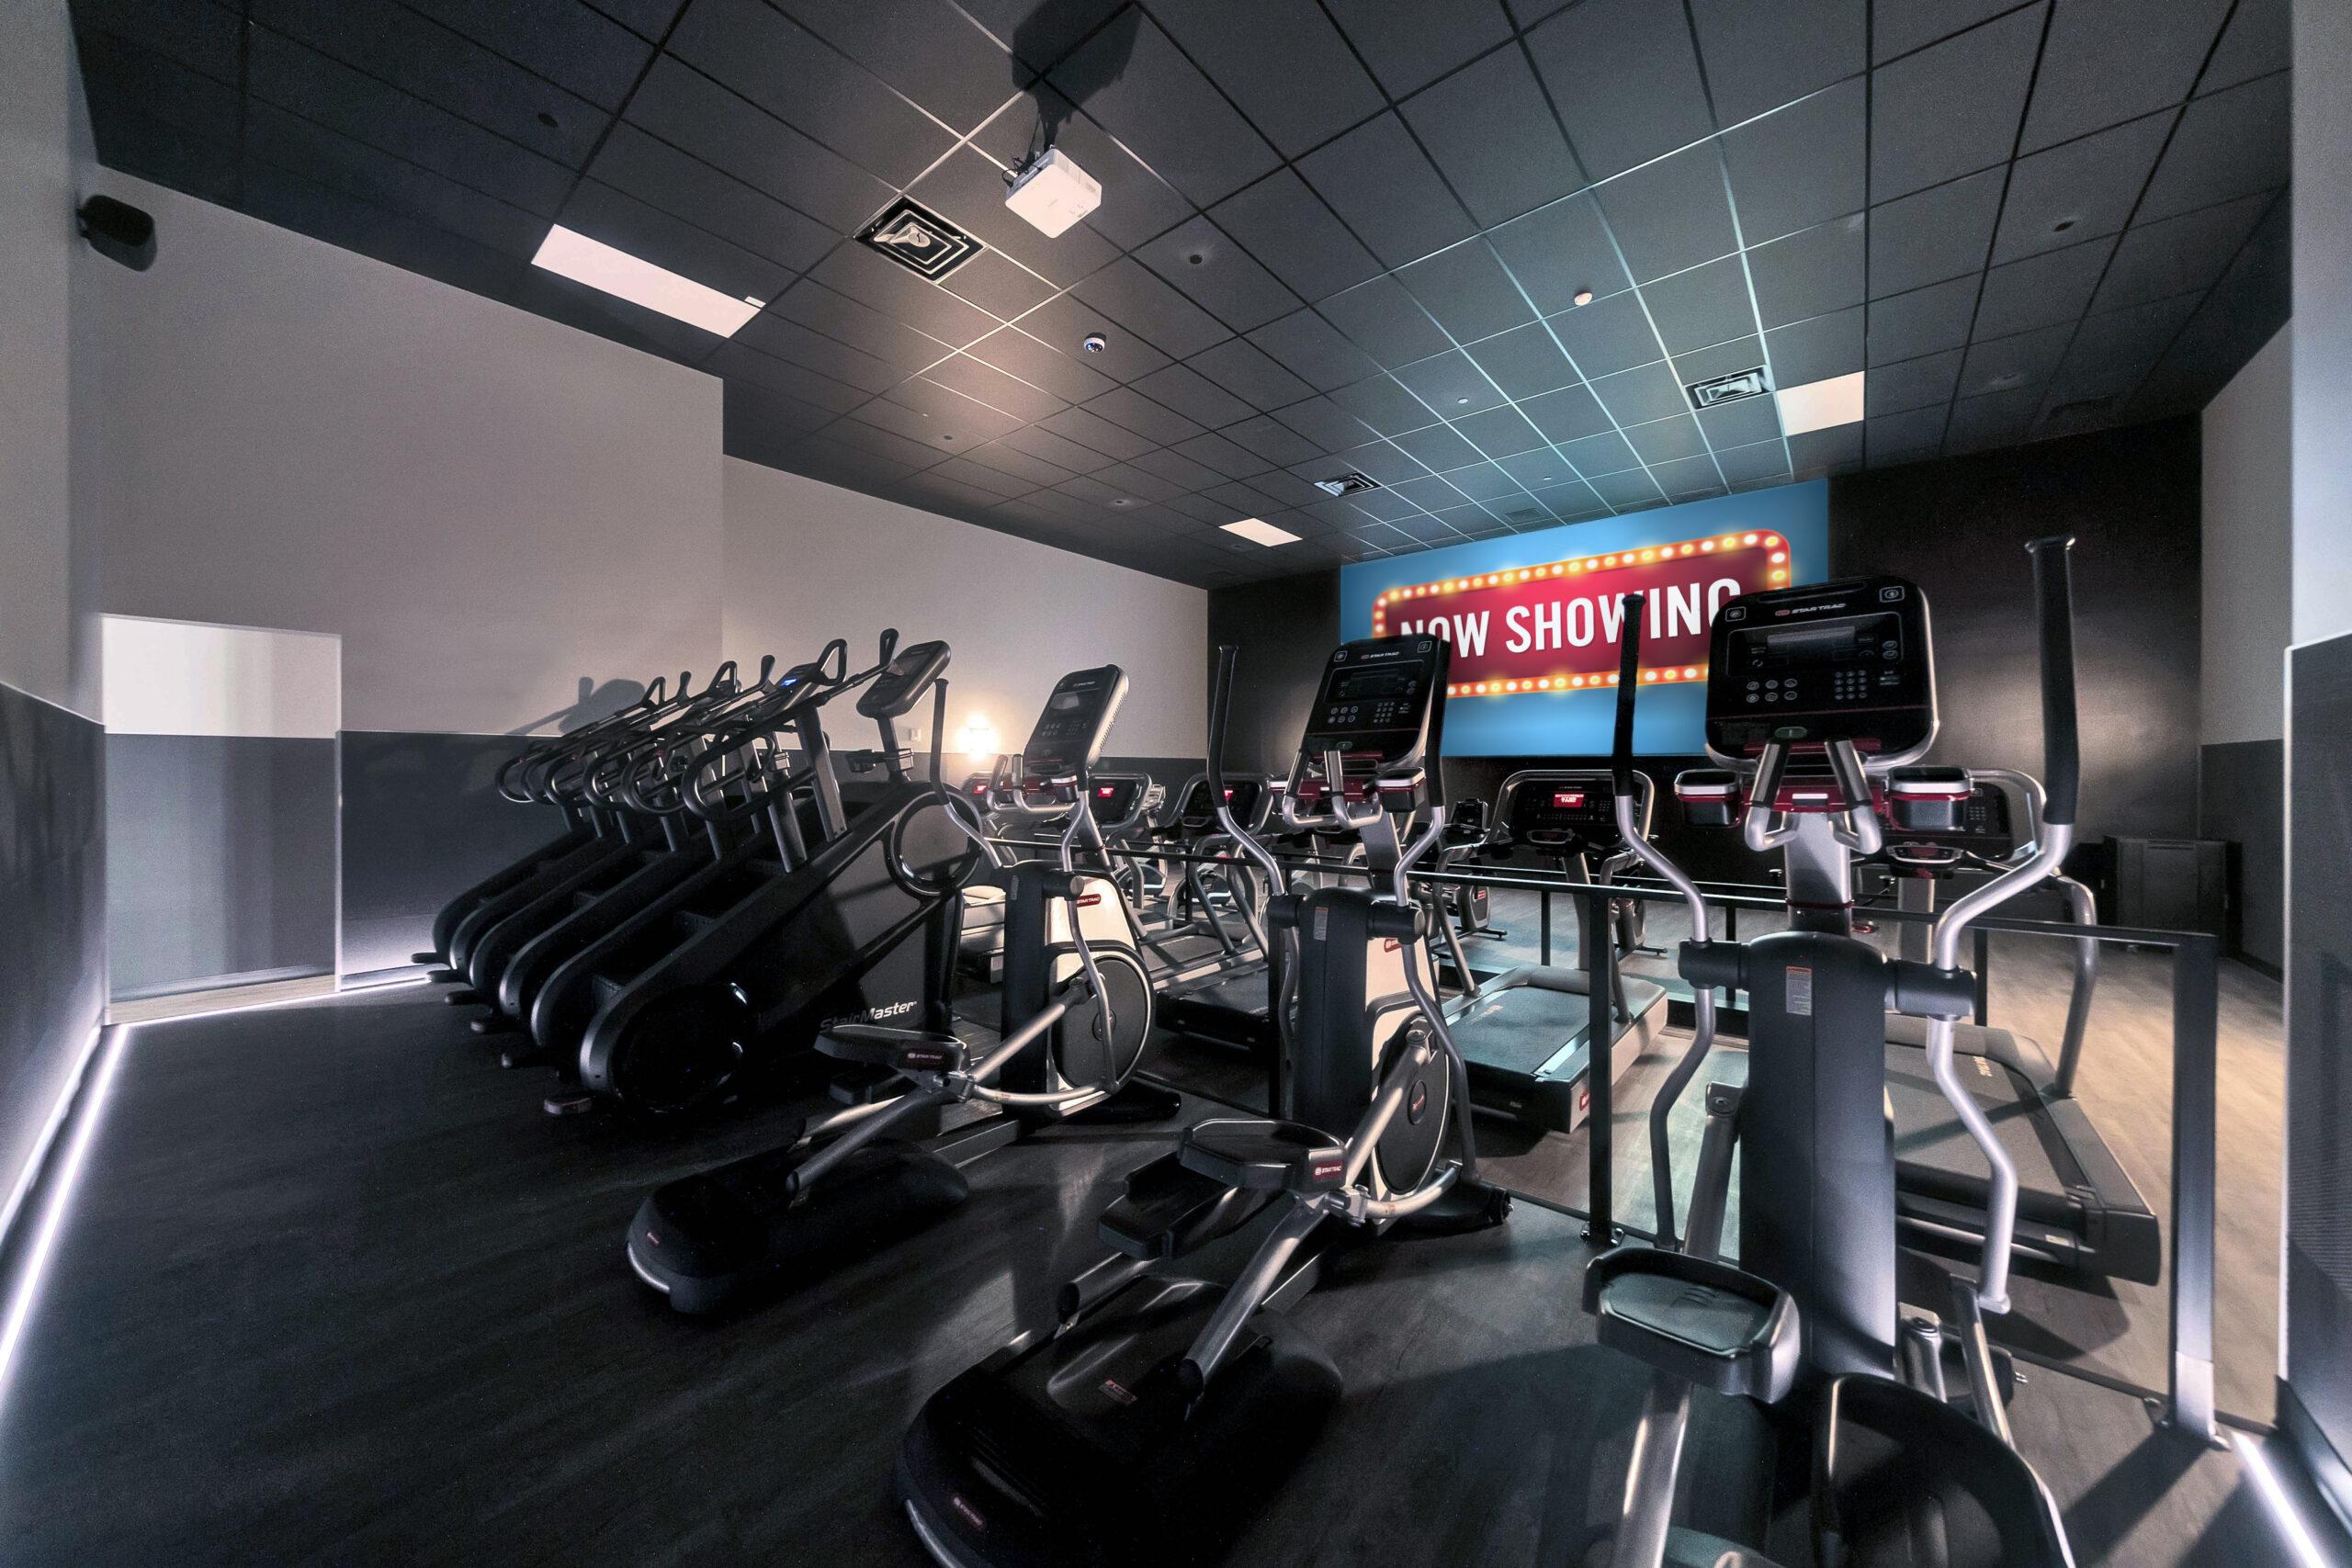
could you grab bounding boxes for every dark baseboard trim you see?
[2233,952,2284,981]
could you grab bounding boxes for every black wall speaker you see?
[77,194,155,271]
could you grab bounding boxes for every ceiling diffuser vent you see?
[1311,470,1382,496]
[1686,367,1771,410]
[857,198,983,280]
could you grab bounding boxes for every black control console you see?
[1296,636,1449,803]
[1705,579,1933,759]
[1173,775,1267,835]
[856,639,953,718]
[1020,665,1126,781]
[1497,771,1629,854]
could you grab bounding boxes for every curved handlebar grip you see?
[1612,593,1645,795]
[876,627,899,669]
[818,638,849,685]
[757,653,775,685]
[707,660,738,694]
[2025,536,2079,829]
[1206,645,1239,799]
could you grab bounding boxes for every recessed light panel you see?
[530,225,758,337]
[1222,518,1302,547]
[1776,372,1866,436]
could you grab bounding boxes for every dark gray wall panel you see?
[0,683,106,1225]
[106,735,338,998]
[1204,569,1340,776]
[340,731,563,979]
[2199,738,2283,969]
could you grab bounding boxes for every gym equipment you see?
[1145,773,1285,1053]
[955,771,1157,982]
[1433,769,1667,1133]
[896,633,1510,1568]
[1583,548,2079,1567]
[625,666,1179,1314]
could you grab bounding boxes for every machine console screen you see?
[1091,775,1144,823]
[1176,776,1263,831]
[1705,579,1933,759]
[1020,665,1126,777]
[1504,773,1619,840]
[1300,637,1447,776]
[855,639,953,719]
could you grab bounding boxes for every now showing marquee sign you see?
[1371,529,1792,697]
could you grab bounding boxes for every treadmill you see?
[1437,769,1668,1132]
[1866,771,2160,1283]
[1151,773,1285,1053]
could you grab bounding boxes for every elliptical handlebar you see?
[2026,536,2080,828]
[1206,646,1290,903]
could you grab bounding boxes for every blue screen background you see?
[1338,481,1830,756]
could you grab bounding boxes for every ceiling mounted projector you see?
[1005,148,1101,238]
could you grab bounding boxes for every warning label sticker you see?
[1786,965,1813,1017]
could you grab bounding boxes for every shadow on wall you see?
[506,676,650,737]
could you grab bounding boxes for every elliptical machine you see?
[1578,545,2081,1567]
[897,633,1510,1568]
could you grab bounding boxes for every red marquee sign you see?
[1371,529,1792,698]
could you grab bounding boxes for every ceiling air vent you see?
[1686,367,1771,410]
[857,198,983,280]
[1311,471,1382,497]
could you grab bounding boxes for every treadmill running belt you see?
[1454,985,1599,1076]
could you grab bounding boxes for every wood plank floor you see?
[0,985,2300,1564]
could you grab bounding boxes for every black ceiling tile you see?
[1696,392,1782,447]
[1866,403,1946,456]
[624,56,896,232]
[772,428,920,487]
[1493,446,1570,489]
[1219,413,1324,468]
[1052,472,1141,509]
[875,375,1026,440]
[1297,494,1371,530]
[772,279,952,372]
[1324,0,1513,99]
[1248,468,1340,508]
[1868,169,2003,299]
[721,379,834,447]
[1959,321,2075,398]
[1345,487,1424,522]
[894,467,1031,516]
[74,0,243,80]
[962,324,1118,404]
[1449,404,1548,460]
[1391,351,1506,418]
[1593,145,1739,282]
[1082,386,1207,446]
[2051,291,2200,400]
[1126,445,1229,492]
[2137,73,2290,223]
[1545,289,1663,377]
[1870,5,2043,199]
[1720,77,1866,246]
[1172,430,1277,479]
[1530,479,1609,517]
[1000,422,1119,473]
[769,0,1017,133]
[1269,395,1374,453]
[1640,255,1759,355]
[1149,0,1383,159]
[1713,438,1794,486]
[1587,361,1690,426]
[1390,422,1485,475]
[1866,276,1979,364]
[702,341,868,411]
[1623,413,1709,465]
[1204,477,1294,514]
[1248,310,1381,392]
[75,88,237,208]
[1864,348,1962,415]
[2020,0,2227,153]
[1208,170,1384,304]
[1396,243,1537,344]
[1439,463,1529,503]
[1162,491,1251,525]
[1328,373,1441,435]
[1336,441,1433,487]
[1671,334,1767,385]
[1015,290,1173,382]
[939,248,1058,320]
[1037,402,1160,462]
[998,86,1198,251]
[1990,108,2176,265]
[2092,190,2272,311]
[549,174,797,299]
[961,437,1079,490]
[507,261,716,356]
[408,0,660,109]
[1587,468,1667,507]
[922,352,1069,422]
[1787,423,1862,468]
[1389,511,1475,544]
[1296,112,1477,271]
[1520,382,1614,444]
[1690,0,1865,125]
[1050,14,1278,208]
[2199,0,2289,94]
[588,124,836,272]
[926,453,1037,500]
[1397,44,1580,229]
[1872,0,2018,62]
[1488,195,1634,314]
[1971,233,2115,337]
[812,243,1001,346]
[1526,0,1713,181]
[1071,257,1232,359]
[662,0,955,187]
[735,310,909,393]
[907,147,1122,287]
[252,0,605,165]
[1651,454,1726,495]
[832,412,956,469]
[243,30,575,213]
[1091,461,1187,504]
[586,0,692,40]
[241,102,544,260]
[1764,306,1865,384]
[1947,386,2043,449]
[1137,216,1304,333]
[1466,322,1577,400]
[1317,276,1453,367]
[1559,428,1643,478]
[1185,338,1317,413]
[1004,482,1118,526]
[1127,363,1253,429]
